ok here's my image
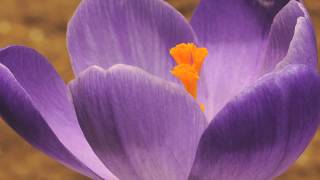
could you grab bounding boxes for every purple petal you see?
[67,0,195,81]
[189,65,320,180]
[0,46,117,179]
[191,0,316,121]
[276,17,318,69]
[0,63,94,177]
[70,64,207,180]
[262,1,317,72]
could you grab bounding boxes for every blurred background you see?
[0,0,319,179]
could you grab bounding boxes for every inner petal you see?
[190,0,309,121]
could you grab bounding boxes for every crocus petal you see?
[191,0,315,121]
[67,0,195,81]
[0,64,95,177]
[189,65,320,180]
[276,16,318,68]
[263,1,317,72]
[0,46,117,179]
[70,64,207,180]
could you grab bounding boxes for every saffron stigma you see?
[170,43,208,111]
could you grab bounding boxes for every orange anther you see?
[170,43,208,111]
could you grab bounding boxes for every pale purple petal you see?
[0,46,117,179]
[276,16,318,68]
[189,65,320,180]
[67,0,195,81]
[70,64,207,180]
[262,1,317,72]
[191,0,316,121]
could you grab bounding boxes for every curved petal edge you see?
[70,64,207,180]
[189,65,320,180]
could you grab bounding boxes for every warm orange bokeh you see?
[0,0,319,179]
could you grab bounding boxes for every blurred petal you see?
[189,65,320,180]
[67,0,195,81]
[70,64,207,180]
[263,1,317,72]
[0,46,117,179]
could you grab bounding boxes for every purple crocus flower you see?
[0,0,319,179]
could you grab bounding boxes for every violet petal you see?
[261,1,313,72]
[276,16,318,69]
[67,0,195,81]
[190,0,288,120]
[189,65,320,180]
[70,64,207,180]
[0,46,117,179]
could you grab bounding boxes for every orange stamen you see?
[170,43,208,111]
[171,64,199,98]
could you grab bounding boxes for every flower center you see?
[170,43,208,111]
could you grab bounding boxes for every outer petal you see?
[67,0,195,80]
[189,65,320,180]
[0,46,117,179]
[70,64,207,180]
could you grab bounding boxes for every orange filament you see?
[170,43,208,111]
